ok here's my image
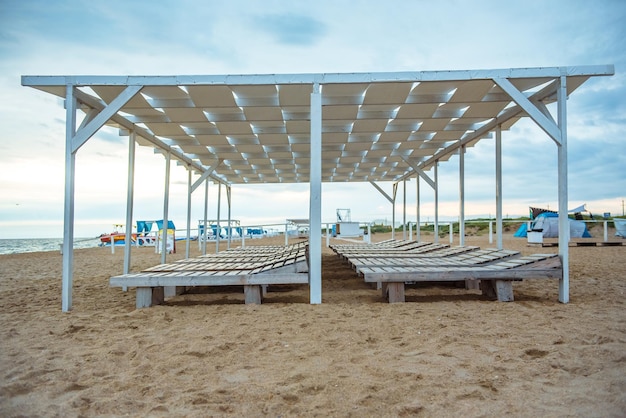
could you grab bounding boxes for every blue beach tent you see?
[514,207,591,238]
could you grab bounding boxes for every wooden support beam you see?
[244,285,262,304]
[136,288,152,308]
[386,282,405,303]
[495,280,514,301]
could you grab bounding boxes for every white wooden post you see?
[416,175,420,242]
[604,221,608,242]
[434,161,439,243]
[185,165,192,259]
[226,186,232,250]
[202,179,209,255]
[62,84,77,312]
[496,125,503,250]
[391,183,397,240]
[123,131,136,276]
[557,74,570,303]
[459,146,465,246]
[326,224,330,247]
[215,182,221,254]
[161,152,171,264]
[309,83,322,304]
[402,179,407,240]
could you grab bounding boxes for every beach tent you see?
[514,207,591,238]
[614,219,626,238]
[514,212,591,238]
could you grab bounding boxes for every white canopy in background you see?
[21,65,615,311]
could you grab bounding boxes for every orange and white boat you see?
[99,224,136,245]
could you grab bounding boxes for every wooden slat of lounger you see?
[144,245,307,274]
[361,254,562,282]
[145,261,265,272]
[332,241,436,252]
[330,240,433,253]
[348,249,518,270]
[350,257,477,272]
[336,243,450,255]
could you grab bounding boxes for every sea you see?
[0,238,102,255]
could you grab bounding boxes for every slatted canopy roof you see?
[22,65,614,186]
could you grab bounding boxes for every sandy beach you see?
[1,232,625,417]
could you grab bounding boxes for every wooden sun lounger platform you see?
[338,245,482,261]
[348,248,520,274]
[329,240,429,254]
[360,254,562,303]
[331,242,451,260]
[110,242,309,308]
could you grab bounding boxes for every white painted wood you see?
[244,285,262,304]
[227,186,232,250]
[161,152,171,264]
[191,161,220,192]
[136,288,152,308]
[62,84,77,312]
[123,131,136,276]
[495,125,503,250]
[309,84,322,304]
[111,272,309,288]
[401,157,436,189]
[185,165,192,259]
[495,280,514,302]
[416,175,420,242]
[392,183,397,240]
[459,146,465,246]
[557,74,570,303]
[434,161,439,243]
[71,85,142,153]
[284,223,288,246]
[202,179,208,255]
[402,180,407,240]
[216,182,221,254]
[493,78,562,145]
[22,65,614,88]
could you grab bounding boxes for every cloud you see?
[2,0,625,238]
[254,13,327,46]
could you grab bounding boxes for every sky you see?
[0,0,625,238]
